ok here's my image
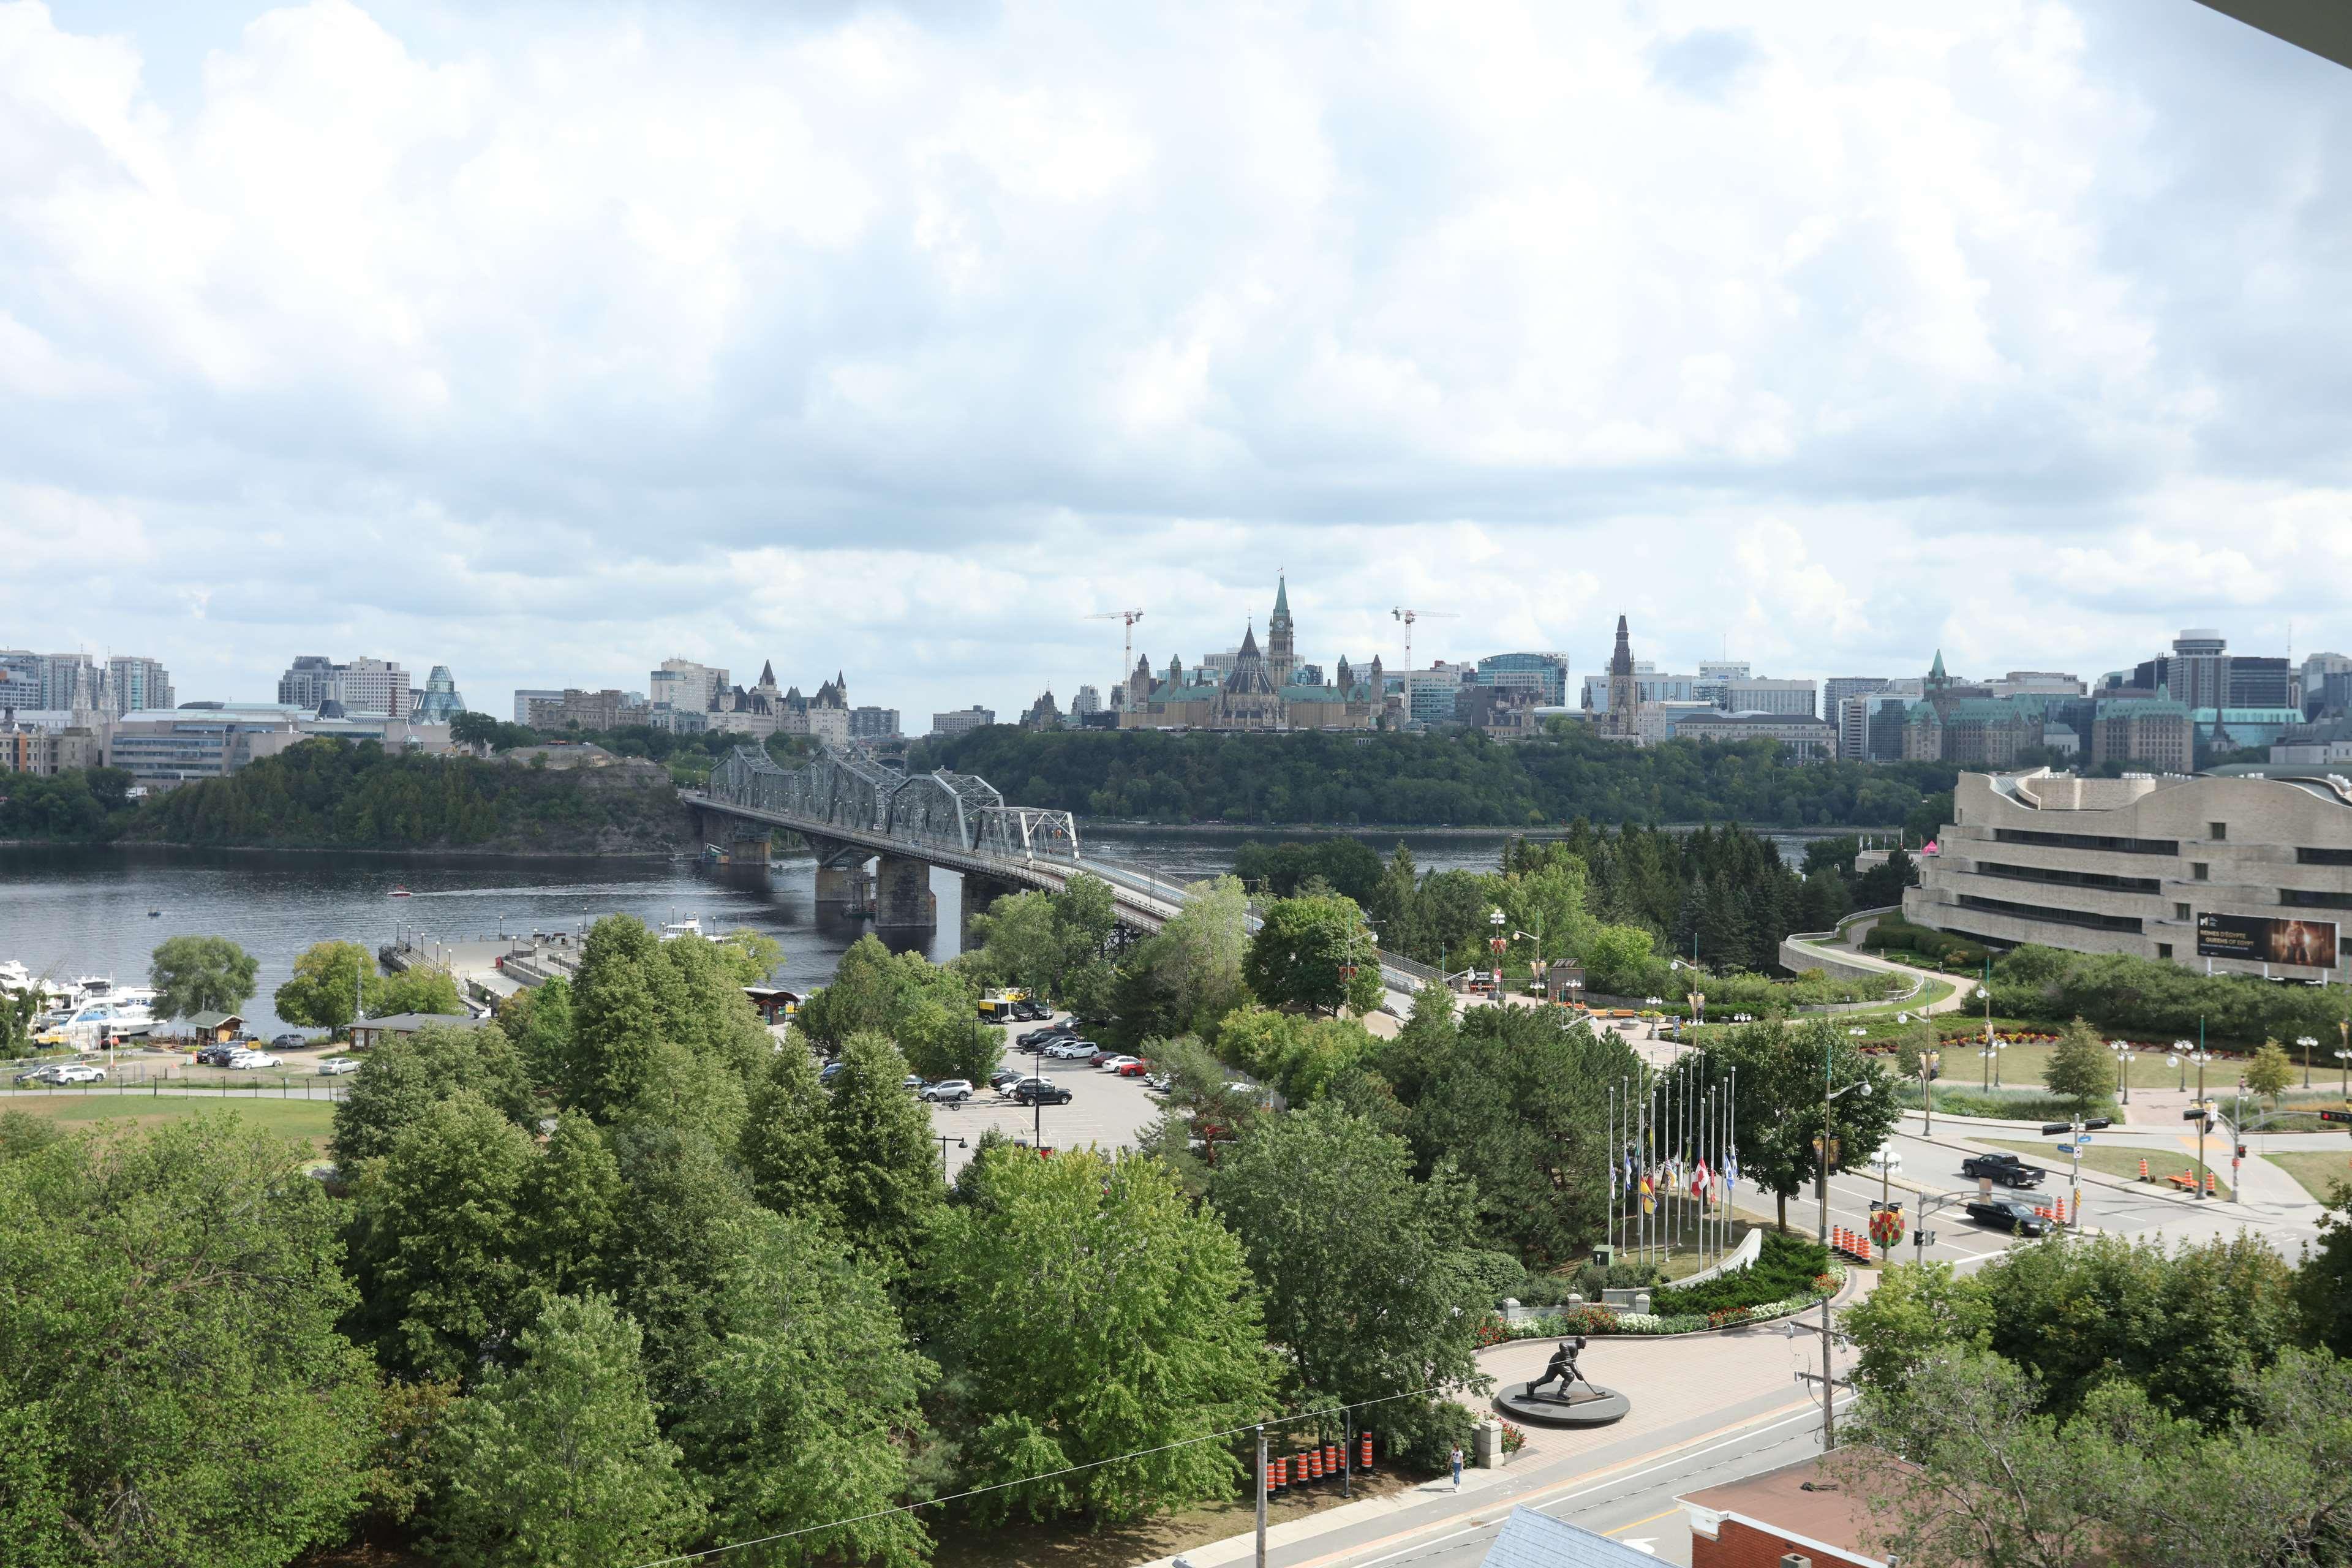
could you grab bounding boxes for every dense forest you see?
[912,726,1959,830]
[115,742,695,853]
[0,765,137,842]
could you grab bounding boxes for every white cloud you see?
[1,0,2349,718]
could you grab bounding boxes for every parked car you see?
[1960,1151,2045,1188]
[1012,1000,1050,1021]
[922,1079,975,1104]
[1964,1197,2051,1237]
[271,1033,308,1050]
[819,1061,848,1083]
[1012,1078,1073,1106]
[52,1063,105,1084]
[196,1043,240,1067]
[988,1069,1027,1092]
[1143,1072,1171,1093]
[12,1064,65,1085]
[230,1051,282,1070]
[1019,1026,1075,1047]
[1111,1058,1151,1078]
[316,1057,361,1076]
[902,1074,928,1092]
[1044,1041,1101,1062]
[1096,1055,1140,1073]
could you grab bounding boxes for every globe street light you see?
[2299,1035,2320,1090]
[2337,1046,2352,1102]
[2183,1037,2217,1199]
[2110,1040,2132,1106]
[2172,1040,2195,1092]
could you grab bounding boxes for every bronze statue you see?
[1526,1336,1587,1401]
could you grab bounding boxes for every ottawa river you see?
[0,828,1815,1036]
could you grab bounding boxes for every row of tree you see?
[914,725,1962,829]
[1843,1213,2352,1567]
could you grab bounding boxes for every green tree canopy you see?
[1711,1017,1899,1233]
[274,940,376,1032]
[1215,1006,1379,1106]
[2041,1017,2117,1117]
[926,1146,1276,1523]
[676,1210,935,1567]
[330,1020,535,1167]
[148,934,258,1020]
[517,1110,624,1306]
[1243,892,1381,1016]
[1208,1101,1487,1465]
[345,1092,540,1382]
[0,1114,377,1567]
[431,1292,704,1568]
[739,1042,841,1224]
[820,1032,941,1269]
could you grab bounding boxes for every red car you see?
[1112,1058,1150,1078]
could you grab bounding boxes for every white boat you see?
[658,914,704,941]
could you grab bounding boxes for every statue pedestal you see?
[1495,1381,1630,1428]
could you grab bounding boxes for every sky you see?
[6,0,2352,725]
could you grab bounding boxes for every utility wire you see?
[626,1381,1460,1568]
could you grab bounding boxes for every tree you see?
[147,934,258,1020]
[432,1293,704,1568]
[0,981,41,1061]
[2041,1017,2115,1118]
[710,928,784,987]
[1215,1006,1379,1106]
[1243,893,1378,1015]
[1841,1260,1994,1400]
[898,1001,1003,1085]
[927,1146,1276,1523]
[274,940,375,1033]
[676,1212,934,1567]
[500,975,574,1088]
[739,1044,840,1222]
[375,966,466,1019]
[598,1124,767,1408]
[1713,1019,1899,1234]
[795,935,976,1052]
[821,1032,941,1268]
[561,916,667,1117]
[0,1113,378,1566]
[2297,1183,2352,1359]
[517,1110,624,1303]
[2247,1038,2295,1110]
[330,1021,535,1167]
[346,1093,539,1382]
[1209,1101,1487,1465]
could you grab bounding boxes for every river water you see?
[0,828,1815,1035]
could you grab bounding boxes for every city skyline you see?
[6,2,2352,720]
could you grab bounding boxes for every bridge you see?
[684,747,1439,998]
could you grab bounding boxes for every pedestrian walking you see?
[1450,1444,1463,1491]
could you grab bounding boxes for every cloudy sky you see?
[6,0,2351,724]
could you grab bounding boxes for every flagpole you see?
[1607,1081,1617,1264]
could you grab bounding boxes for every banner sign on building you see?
[2196,912,2339,967]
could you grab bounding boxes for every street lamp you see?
[2110,1040,2132,1106]
[2172,1039,2194,1091]
[2183,1027,2216,1199]
[2336,1046,2352,1101]
[936,1132,967,1185]
[2299,1035,2320,1090]
[1980,1039,2005,1091]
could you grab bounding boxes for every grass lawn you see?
[0,1094,337,1156]
[1982,1139,2230,1200]
[2265,1150,2352,1204]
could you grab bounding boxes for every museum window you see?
[2298,847,2352,866]
[2281,889,2352,911]
[2210,821,2228,841]
[2174,902,2192,921]
[2157,943,2173,959]
[2193,863,2209,881]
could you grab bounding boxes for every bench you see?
[2166,1172,2199,1192]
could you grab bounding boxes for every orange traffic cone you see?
[2205,1170,2217,1195]
[2138,1158,2150,1181]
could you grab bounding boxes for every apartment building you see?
[1904,767,2352,978]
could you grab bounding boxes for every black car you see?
[1961,1151,2046,1189]
[1013,1079,1072,1106]
[988,1069,1026,1092]
[1019,1025,1074,1045]
[1964,1197,2051,1237]
[1011,1000,1050,1021]
[197,1042,240,1067]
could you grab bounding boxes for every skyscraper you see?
[107,656,173,715]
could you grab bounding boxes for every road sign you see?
[2078,1135,2094,1146]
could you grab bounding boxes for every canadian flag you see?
[1690,1159,1709,1200]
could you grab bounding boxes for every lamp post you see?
[2185,1022,2215,1200]
[1815,1037,1869,1452]
[2336,1046,2352,1102]
[936,1132,967,1185]
[1980,1039,2005,1091]
[2110,1040,2132,1106]
[2173,1039,2194,1091]
[2299,1035,2320,1090]
[1976,984,1992,1084]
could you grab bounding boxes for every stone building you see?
[1117,578,1378,731]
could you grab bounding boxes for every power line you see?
[625,1381,1460,1568]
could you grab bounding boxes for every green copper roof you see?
[1929,649,1947,679]
[1273,575,1291,621]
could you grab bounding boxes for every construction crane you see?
[1390,607,1458,671]
[1084,609,1146,699]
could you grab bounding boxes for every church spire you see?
[1273,575,1291,623]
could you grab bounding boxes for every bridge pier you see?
[874,855,937,930]
[961,872,1025,949]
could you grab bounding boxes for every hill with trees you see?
[116,741,695,854]
[912,725,1958,831]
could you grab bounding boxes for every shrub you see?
[1650,1234,1829,1317]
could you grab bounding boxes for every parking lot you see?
[927,1018,1172,1181]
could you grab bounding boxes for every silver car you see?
[316,1057,361,1076]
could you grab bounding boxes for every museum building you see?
[1904,767,2352,979]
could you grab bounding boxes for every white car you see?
[1096,1055,1140,1072]
[1866,1148,1902,1173]
[228,1051,282,1069]
[1044,1041,1101,1061]
[315,1057,361,1076]
[921,1079,974,1103]
[51,1063,105,1084]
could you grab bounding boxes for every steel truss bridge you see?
[684,747,1437,998]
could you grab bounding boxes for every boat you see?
[147,908,163,918]
[389,886,413,898]
[658,914,703,941]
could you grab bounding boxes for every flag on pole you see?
[1691,1158,1710,1200]
[1639,1173,1655,1216]
[1724,1150,1740,1193]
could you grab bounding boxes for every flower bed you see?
[1476,1263,1844,1343]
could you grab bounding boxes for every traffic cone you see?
[1308,1447,1322,1483]
[1273,1455,1287,1495]
[1360,1433,1374,1471]
[2138,1158,2150,1182]
[2206,1170,2218,1195]
[1326,1443,1340,1478]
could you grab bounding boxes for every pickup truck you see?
[1961,1151,2046,1188]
